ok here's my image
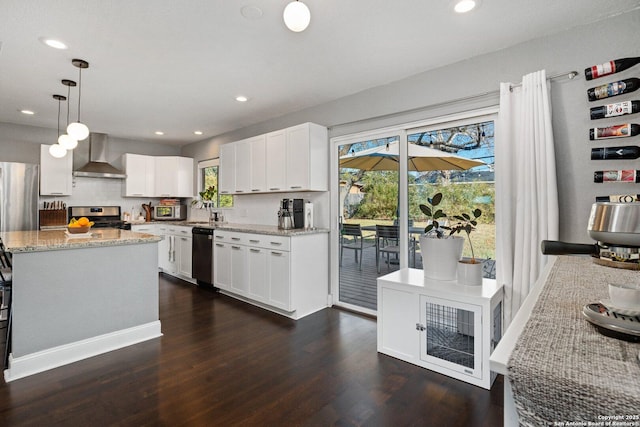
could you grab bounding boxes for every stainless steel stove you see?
[68,206,126,229]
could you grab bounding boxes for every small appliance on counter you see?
[278,199,295,230]
[152,204,187,221]
[304,201,314,229]
[292,199,304,229]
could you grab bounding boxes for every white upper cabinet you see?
[154,156,194,198]
[265,130,286,192]
[40,144,73,196]
[122,153,155,197]
[219,143,235,195]
[285,123,328,191]
[234,138,251,194]
[249,135,266,193]
[220,122,328,194]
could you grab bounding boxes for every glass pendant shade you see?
[58,133,78,149]
[283,1,310,32]
[67,121,90,141]
[49,143,67,158]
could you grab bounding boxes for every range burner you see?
[68,206,125,229]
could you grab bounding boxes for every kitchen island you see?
[1,228,162,382]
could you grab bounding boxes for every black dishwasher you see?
[192,227,214,287]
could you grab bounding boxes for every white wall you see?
[182,10,640,243]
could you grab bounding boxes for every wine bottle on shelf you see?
[595,194,640,203]
[585,57,640,80]
[594,170,640,183]
[590,100,639,120]
[587,78,640,101]
[590,123,640,140]
[591,146,640,160]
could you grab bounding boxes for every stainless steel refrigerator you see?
[0,162,39,232]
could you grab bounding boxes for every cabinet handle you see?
[132,193,143,196]
[269,187,280,191]
[232,245,241,250]
[271,251,283,256]
[236,190,244,193]
[270,241,282,246]
[290,186,302,189]
[181,237,187,241]
[215,243,224,247]
[415,323,426,331]
[250,248,260,253]
[49,192,63,195]
[220,191,229,194]
[231,237,241,241]
[181,230,189,234]
[251,189,260,192]
[215,235,224,239]
[249,239,259,243]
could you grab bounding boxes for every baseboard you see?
[3,321,162,383]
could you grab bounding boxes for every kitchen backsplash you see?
[188,192,330,228]
[39,176,166,218]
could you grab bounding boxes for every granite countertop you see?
[1,229,161,253]
[137,220,329,236]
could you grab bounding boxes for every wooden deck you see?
[339,247,496,311]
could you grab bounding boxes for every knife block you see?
[39,209,68,227]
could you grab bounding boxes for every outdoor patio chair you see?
[340,224,376,270]
[376,225,401,273]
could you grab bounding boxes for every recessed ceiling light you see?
[194,131,203,135]
[453,0,479,13]
[19,109,35,115]
[241,5,263,20]
[39,37,68,49]
[236,95,248,102]
[155,131,164,135]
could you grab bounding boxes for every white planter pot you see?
[457,258,484,286]
[419,235,464,281]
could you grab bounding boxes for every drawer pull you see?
[232,245,241,250]
[270,241,283,246]
[290,186,302,189]
[269,187,280,191]
[215,243,224,247]
[231,237,241,241]
[271,251,283,256]
[250,248,260,253]
[251,189,261,192]
[249,239,260,243]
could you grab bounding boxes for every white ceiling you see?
[1,0,638,146]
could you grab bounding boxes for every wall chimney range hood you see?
[73,133,126,179]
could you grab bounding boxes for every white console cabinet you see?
[377,268,503,389]
[214,229,327,319]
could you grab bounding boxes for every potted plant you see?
[191,185,216,208]
[447,208,484,286]
[418,193,464,281]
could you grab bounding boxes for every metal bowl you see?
[588,202,640,246]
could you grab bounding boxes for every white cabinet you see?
[249,135,266,193]
[377,270,503,389]
[219,143,235,195]
[154,157,194,198]
[213,229,328,319]
[148,224,194,283]
[265,130,286,192]
[40,144,73,196]
[220,123,328,194]
[234,139,251,194]
[123,154,155,197]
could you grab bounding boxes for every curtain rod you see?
[329,70,579,130]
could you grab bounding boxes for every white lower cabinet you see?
[214,229,328,319]
[134,224,194,283]
[377,270,503,390]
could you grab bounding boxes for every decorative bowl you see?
[608,282,640,310]
[67,226,91,234]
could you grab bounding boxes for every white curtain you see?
[495,70,559,326]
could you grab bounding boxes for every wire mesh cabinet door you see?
[418,295,482,380]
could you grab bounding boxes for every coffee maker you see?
[278,199,294,230]
[292,199,304,229]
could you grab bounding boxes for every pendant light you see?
[59,79,78,150]
[66,59,90,141]
[283,0,310,32]
[49,95,67,158]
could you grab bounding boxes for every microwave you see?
[153,205,187,220]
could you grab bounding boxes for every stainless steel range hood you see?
[73,133,126,179]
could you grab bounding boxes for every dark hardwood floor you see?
[0,274,503,426]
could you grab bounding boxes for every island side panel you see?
[12,242,159,357]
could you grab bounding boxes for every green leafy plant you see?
[191,185,216,206]
[447,208,482,263]
[419,192,447,238]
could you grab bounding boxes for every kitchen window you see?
[197,159,233,208]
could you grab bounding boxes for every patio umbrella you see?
[339,140,485,171]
